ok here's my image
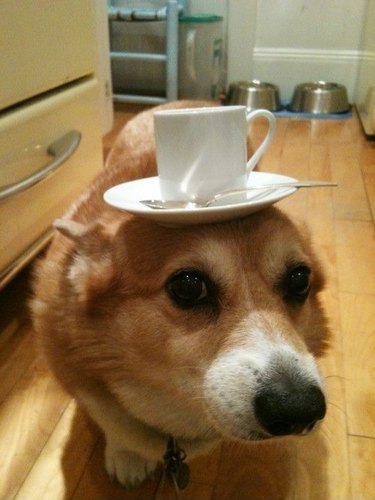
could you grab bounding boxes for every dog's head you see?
[48,207,330,442]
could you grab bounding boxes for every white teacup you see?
[153,105,276,202]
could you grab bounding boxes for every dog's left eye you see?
[282,264,312,303]
[167,270,212,308]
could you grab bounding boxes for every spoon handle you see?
[210,180,337,205]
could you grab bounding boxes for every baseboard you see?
[253,48,361,62]
[252,48,364,102]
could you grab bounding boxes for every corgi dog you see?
[31,101,330,488]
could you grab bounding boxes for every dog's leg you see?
[105,441,158,488]
[77,390,164,487]
[101,403,160,488]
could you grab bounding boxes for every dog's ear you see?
[54,218,113,255]
[54,218,91,240]
[54,218,118,307]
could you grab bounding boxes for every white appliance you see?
[0,0,104,287]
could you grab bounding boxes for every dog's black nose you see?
[254,382,326,436]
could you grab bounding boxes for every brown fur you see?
[31,100,330,488]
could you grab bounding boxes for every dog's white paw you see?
[105,445,157,488]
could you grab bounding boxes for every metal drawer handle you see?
[0,130,81,201]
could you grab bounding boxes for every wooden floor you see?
[0,106,374,500]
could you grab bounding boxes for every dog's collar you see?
[154,436,190,499]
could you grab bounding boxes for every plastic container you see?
[178,14,225,100]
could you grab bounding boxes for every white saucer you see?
[103,172,297,225]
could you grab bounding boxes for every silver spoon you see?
[140,180,337,210]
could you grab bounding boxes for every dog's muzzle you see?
[203,344,326,441]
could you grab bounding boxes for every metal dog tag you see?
[163,437,190,492]
[174,460,190,490]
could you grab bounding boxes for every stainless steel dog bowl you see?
[289,81,350,114]
[224,80,282,112]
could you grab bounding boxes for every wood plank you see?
[330,142,372,221]
[326,118,355,145]
[0,323,36,404]
[310,119,328,145]
[306,142,335,267]
[348,435,375,500]
[308,140,332,181]
[347,110,366,143]
[0,357,70,499]
[283,118,311,145]
[341,292,375,438]
[361,141,375,221]
[276,119,311,215]
[14,401,97,500]
[294,404,350,500]
[360,139,375,175]
[327,114,371,223]
[256,118,288,173]
[362,170,375,221]
[294,316,351,500]
[293,137,351,500]
[335,220,375,295]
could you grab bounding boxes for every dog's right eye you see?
[167,270,215,309]
[281,264,312,303]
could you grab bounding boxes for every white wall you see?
[253,0,366,102]
[255,0,364,50]
[189,0,367,103]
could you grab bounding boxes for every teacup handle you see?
[246,109,277,173]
